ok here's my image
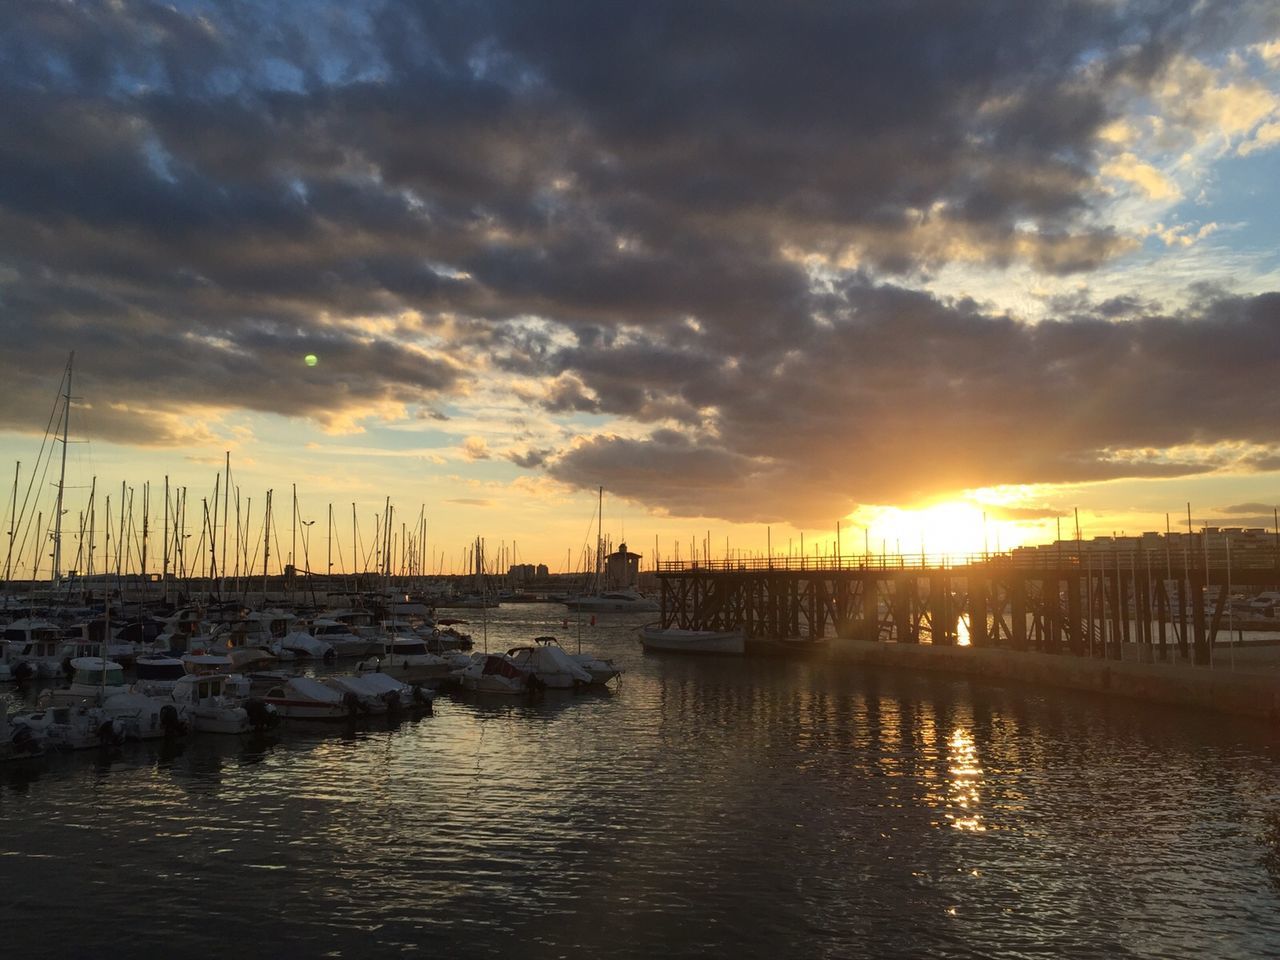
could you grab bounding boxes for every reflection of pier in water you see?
[655,550,1280,667]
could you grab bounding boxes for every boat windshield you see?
[76,666,125,686]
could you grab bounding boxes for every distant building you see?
[605,542,641,588]
[508,563,550,582]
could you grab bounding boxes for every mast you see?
[263,489,272,597]
[3,460,17,584]
[221,451,230,597]
[162,475,170,600]
[52,352,73,582]
[595,485,603,593]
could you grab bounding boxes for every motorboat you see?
[300,619,381,658]
[170,674,275,734]
[506,639,594,689]
[1,619,67,678]
[9,703,126,750]
[565,588,660,613]
[273,625,338,661]
[453,652,537,695]
[356,636,453,685]
[324,674,431,715]
[3,709,46,759]
[261,677,357,720]
[100,691,188,740]
[43,657,129,705]
[638,624,746,655]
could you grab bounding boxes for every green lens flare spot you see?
[304,354,318,367]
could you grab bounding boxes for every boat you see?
[506,638,594,689]
[323,674,431,715]
[272,626,336,661]
[1,618,68,678]
[100,691,189,740]
[8,703,126,750]
[261,677,358,720]
[3,709,46,758]
[131,660,188,696]
[300,618,381,658]
[564,588,660,613]
[356,636,454,685]
[453,652,538,695]
[638,623,745,655]
[43,657,129,705]
[170,674,275,734]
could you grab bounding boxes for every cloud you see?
[1,1,1279,530]
[1101,153,1181,201]
[461,436,491,461]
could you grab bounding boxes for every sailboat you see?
[564,488,659,613]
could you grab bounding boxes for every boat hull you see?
[639,625,745,655]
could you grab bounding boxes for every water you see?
[2,604,1278,958]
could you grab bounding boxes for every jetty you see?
[655,543,1280,720]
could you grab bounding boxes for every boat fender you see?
[98,719,125,746]
[245,698,277,731]
[160,704,184,736]
[341,691,361,716]
[11,724,37,753]
[61,657,75,680]
[381,690,400,713]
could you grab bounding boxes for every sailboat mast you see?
[3,460,18,584]
[596,485,603,592]
[52,352,73,582]
[221,451,230,594]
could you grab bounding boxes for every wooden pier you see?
[655,550,1280,666]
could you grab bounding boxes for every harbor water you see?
[2,604,1278,958]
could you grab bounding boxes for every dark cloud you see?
[1222,502,1280,514]
[1,1,1278,526]
[545,287,1280,523]
[505,448,554,469]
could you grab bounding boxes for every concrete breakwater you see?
[829,639,1280,722]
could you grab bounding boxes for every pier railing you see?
[656,547,1280,576]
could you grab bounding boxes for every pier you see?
[655,547,1280,668]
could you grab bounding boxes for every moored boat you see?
[453,652,538,695]
[506,639,594,689]
[261,677,356,720]
[638,623,745,655]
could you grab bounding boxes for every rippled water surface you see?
[3,605,1279,958]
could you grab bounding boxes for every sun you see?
[856,501,1037,560]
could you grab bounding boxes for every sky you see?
[3,0,1280,578]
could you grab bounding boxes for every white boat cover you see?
[287,676,344,703]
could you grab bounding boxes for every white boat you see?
[565,588,660,613]
[273,627,337,661]
[133,655,190,696]
[1,619,67,678]
[453,652,537,695]
[170,674,274,734]
[323,674,430,714]
[9,703,126,750]
[301,619,380,658]
[638,623,745,655]
[44,657,129,705]
[261,676,356,720]
[3,710,46,759]
[356,636,453,684]
[506,639,594,689]
[100,691,188,740]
